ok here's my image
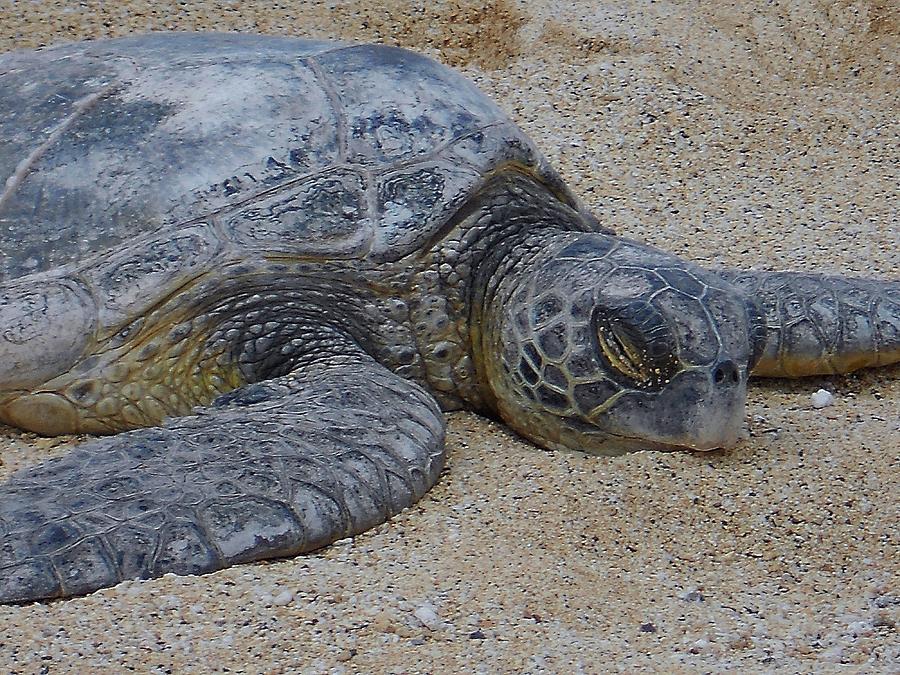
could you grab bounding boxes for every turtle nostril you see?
[713,359,739,386]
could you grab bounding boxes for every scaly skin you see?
[0,36,897,604]
[0,258,430,435]
[2,169,898,605]
[473,230,759,453]
[0,343,445,604]
[716,270,900,377]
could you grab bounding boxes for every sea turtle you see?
[0,33,897,604]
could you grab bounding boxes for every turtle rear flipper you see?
[0,352,446,604]
[716,270,900,377]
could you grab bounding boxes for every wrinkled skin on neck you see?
[474,229,765,455]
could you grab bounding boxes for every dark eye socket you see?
[109,318,145,347]
[591,301,678,389]
[595,320,645,382]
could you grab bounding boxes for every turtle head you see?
[476,232,765,454]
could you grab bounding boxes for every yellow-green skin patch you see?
[2,308,245,435]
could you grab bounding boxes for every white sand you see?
[1,1,898,671]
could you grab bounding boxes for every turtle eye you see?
[108,318,145,347]
[595,318,646,382]
[591,301,678,389]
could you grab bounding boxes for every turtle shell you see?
[0,32,581,284]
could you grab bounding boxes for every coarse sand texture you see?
[0,1,897,671]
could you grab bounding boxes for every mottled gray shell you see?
[0,32,576,284]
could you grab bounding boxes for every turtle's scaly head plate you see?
[478,232,758,454]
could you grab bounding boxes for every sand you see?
[0,0,898,672]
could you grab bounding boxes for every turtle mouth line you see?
[527,417,740,456]
[543,412,743,454]
[599,420,749,453]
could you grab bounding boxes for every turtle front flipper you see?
[0,351,446,604]
[716,270,900,377]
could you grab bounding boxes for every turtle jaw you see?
[584,366,749,453]
[488,367,749,457]
[532,428,743,456]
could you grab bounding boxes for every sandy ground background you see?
[0,0,898,672]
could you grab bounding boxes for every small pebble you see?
[271,589,294,607]
[689,638,710,653]
[811,389,835,408]
[680,589,704,602]
[846,620,871,636]
[413,604,441,630]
